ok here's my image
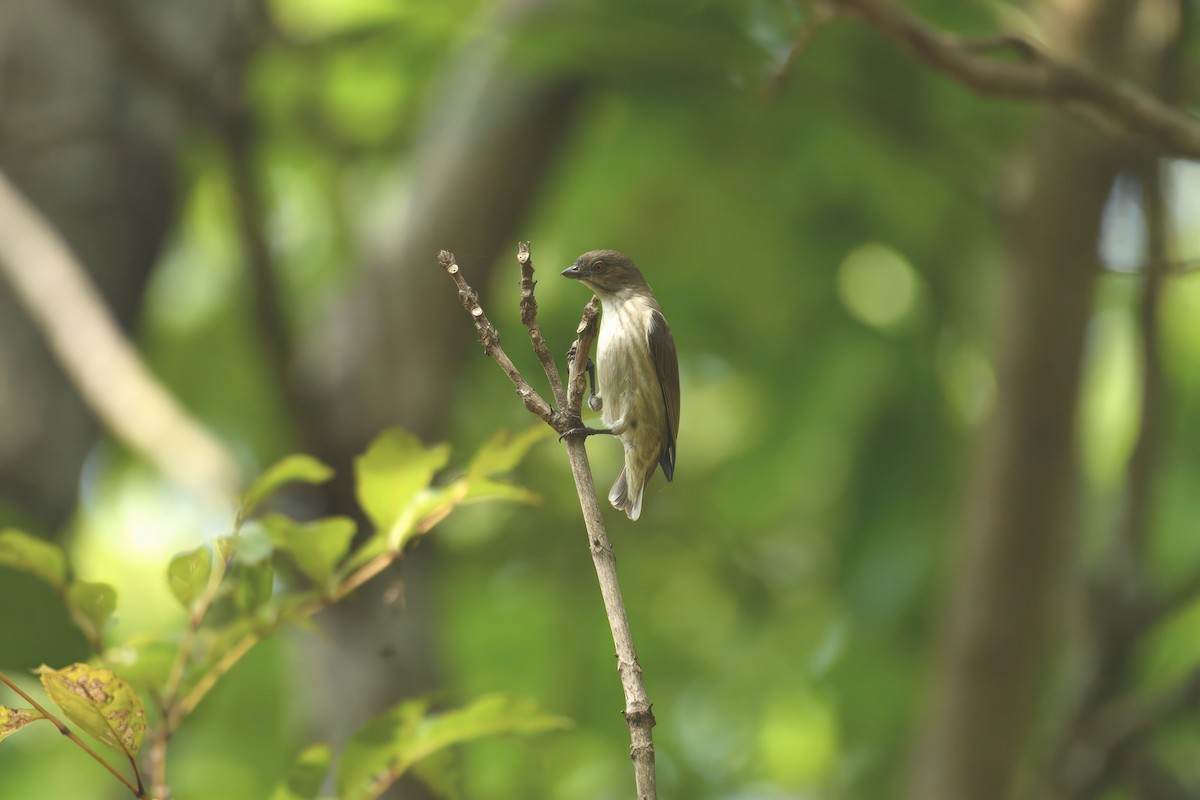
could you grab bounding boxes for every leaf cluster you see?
[0,425,562,799]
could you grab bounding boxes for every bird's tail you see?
[608,465,645,521]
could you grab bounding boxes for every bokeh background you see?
[2,0,1199,798]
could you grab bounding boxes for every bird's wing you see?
[647,309,679,481]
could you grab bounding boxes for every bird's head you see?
[562,249,650,297]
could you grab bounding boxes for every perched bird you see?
[562,249,679,520]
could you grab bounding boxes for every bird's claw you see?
[558,426,612,442]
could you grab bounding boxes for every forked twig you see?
[438,245,657,799]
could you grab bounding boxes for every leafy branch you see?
[0,670,144,797]
[438,243,658,799]
[0,426,559,799]
[819,0,1200,158]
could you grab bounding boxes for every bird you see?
[561,249,679,520]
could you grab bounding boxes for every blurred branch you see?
[763,1,835,102]
[76,0,300,427]
[1044,5,1190,793]
[1059,666,1200,797]
[0,172,241,503]
[1121,161,1168,558]
[439,246,657,800]
[829,0,1200,158]
[905,0,1145,793]
[75,0,237,121]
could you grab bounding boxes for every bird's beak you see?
[561,264,582,279]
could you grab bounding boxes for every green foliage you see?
[355,427,452,548]
[168,548,214,610]
[263,515,356,591]
[0,530,68,592]
[2,426,549,799]
[240,455,335,523]
[37,663,147,757]
[271,743,332,800]
[66,582,118,643]
[337,694,571,800]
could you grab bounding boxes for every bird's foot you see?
[558,426,613,442]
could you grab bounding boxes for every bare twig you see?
[440,246,657,798]
[830,0,1200,159]
[437,250,555,424]
[517,242,567,409]
[0,671,145,798]
[0,172,241,503]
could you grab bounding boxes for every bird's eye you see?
[593,260,607,273]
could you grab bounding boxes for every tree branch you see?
[0,172,242,503]
[439,246,657,799]
[830,0,1200,159]
[437,250,555,424]
[517,241,567,410]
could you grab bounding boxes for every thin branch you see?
[175,506,453,720]
[762,2,835,102]
[0,172,242,503]
[149,545,232,798]
[440,246,657,799]
[437,250,555,424]
[0,671,145,798]
[517,242,568,409]
[830,0,1200,159]
[561,308,657,799]
[219,117,300,413]
[1063,666,1200,797]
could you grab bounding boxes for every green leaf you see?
[268,516,357,589]
[388,482,469,552]
[0,529,68,591]
[0,706,45,743]
[271,743,332,800]
[234,563,275,615]
[168,548,213,609]
[336,694,570,800]
[231,522,275,565]
[241,454,334,522]
[355,428,450,536]
[467,426,552,481]
[67,581,118,639]
[37,664,147,757]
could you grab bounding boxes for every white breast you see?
[596,294,660,432]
